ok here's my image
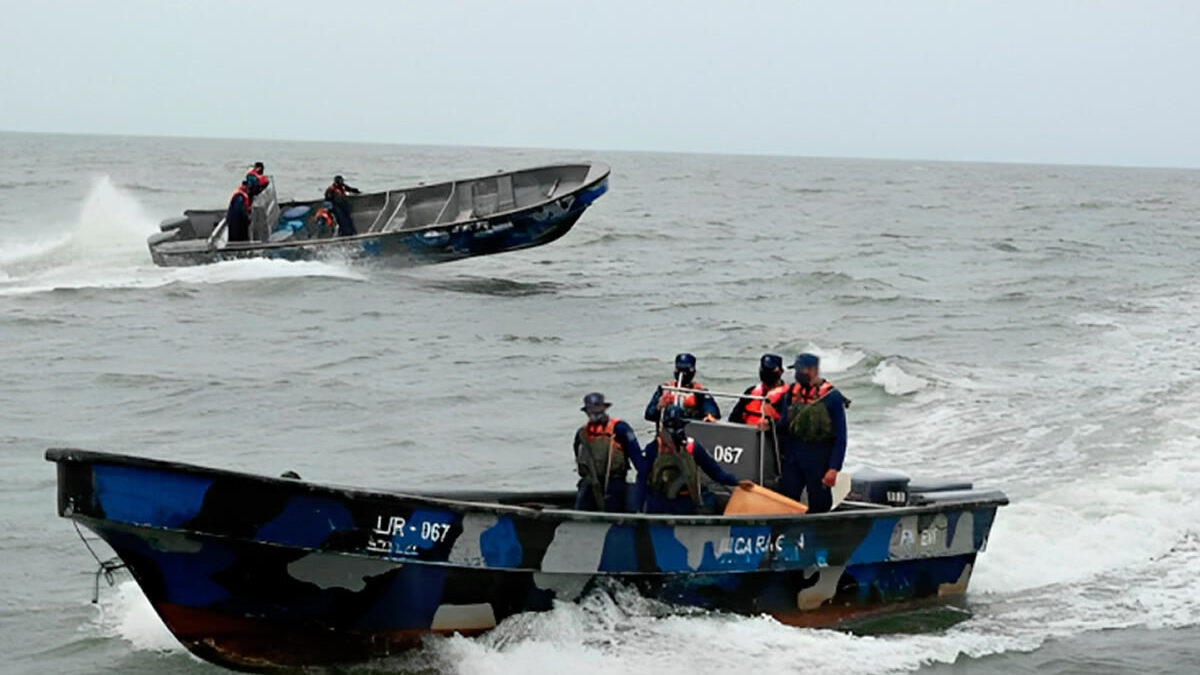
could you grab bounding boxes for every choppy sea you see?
[1,132,1198,674]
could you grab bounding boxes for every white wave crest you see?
[871,359,928,395]
[802,343,866,373]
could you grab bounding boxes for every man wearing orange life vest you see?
[644,353,720,423]
[573,393,643,513]
[245,162,270,197]
[324,175,362,237]
[312,202,338,238]
[728,354,789,426]
[225,176,256,242]
[775,353,850,513]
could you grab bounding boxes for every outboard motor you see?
[849,468,911,506]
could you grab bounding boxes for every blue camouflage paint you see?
[254,496,356,549]
[93,464,212,528]
[357,564,448,630]
[480,516,522,568]
[104,528,236,606]
[972,508,997,549]
[598,524,639,571]
[648,525,691,572]
[847,517,898,565]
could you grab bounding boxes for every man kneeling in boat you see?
[642,405,754,515]
[574,392,642,513]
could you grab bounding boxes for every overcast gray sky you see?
[3,1,1198,167]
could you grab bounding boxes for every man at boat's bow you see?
[574,393,642,513]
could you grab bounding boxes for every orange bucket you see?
[724,484,808,516]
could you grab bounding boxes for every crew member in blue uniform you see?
[728,354,788,426]
[573,392,642,513]
[775,353,849,513]
[225,176,255,242]
[641,405,753,515]
[644,353,720,423]
[324,175,361,237]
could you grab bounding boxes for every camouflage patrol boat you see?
[48,437,1006,672]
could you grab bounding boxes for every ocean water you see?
[1,132,1198,674]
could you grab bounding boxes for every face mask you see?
[760,369,780,386]
[587,411,607,424]
[668,428,688,446]
[676,369,695,386]
[796,371,812,386]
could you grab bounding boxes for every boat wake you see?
[94,580,182,655]
[0,176,363,297]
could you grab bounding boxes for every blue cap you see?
[674,353,697,370]
[791,353,820,369]
[581,392,612,412]
[760,354,784,370]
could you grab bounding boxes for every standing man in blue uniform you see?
[573,392,642,513]
[325,175,361,237]
[641,405,753,515]
[775,353,849,513]
[644,353,720,423]
[225,176,256,242]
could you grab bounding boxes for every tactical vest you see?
[649,436,701,506]
[741,382,787,426]
[662,381,707,419]
[786,381,838,443]
[577,419,627,505]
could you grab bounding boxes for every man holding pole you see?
[644,353,720,423]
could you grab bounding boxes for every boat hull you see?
[49,450,1004,672]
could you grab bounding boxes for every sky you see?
[2,0,1199,167]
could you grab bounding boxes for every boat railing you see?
[433,183,458,224]
[365,192,391,233]
[373,194,408,233]
[659,385,769,403]
[206,217,228,247]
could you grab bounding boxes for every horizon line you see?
[2,127,1198,173]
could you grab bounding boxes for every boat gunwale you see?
[160,162,610,255]
[45,448,1010,528]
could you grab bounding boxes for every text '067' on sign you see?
[712,445,745,464]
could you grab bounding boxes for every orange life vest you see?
[661,380,706,414]
[789,380,834,405]
[741,382,787,426]
[230,185,252,214]
[314,208,335,232]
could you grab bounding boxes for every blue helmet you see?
[661,404,689,431]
